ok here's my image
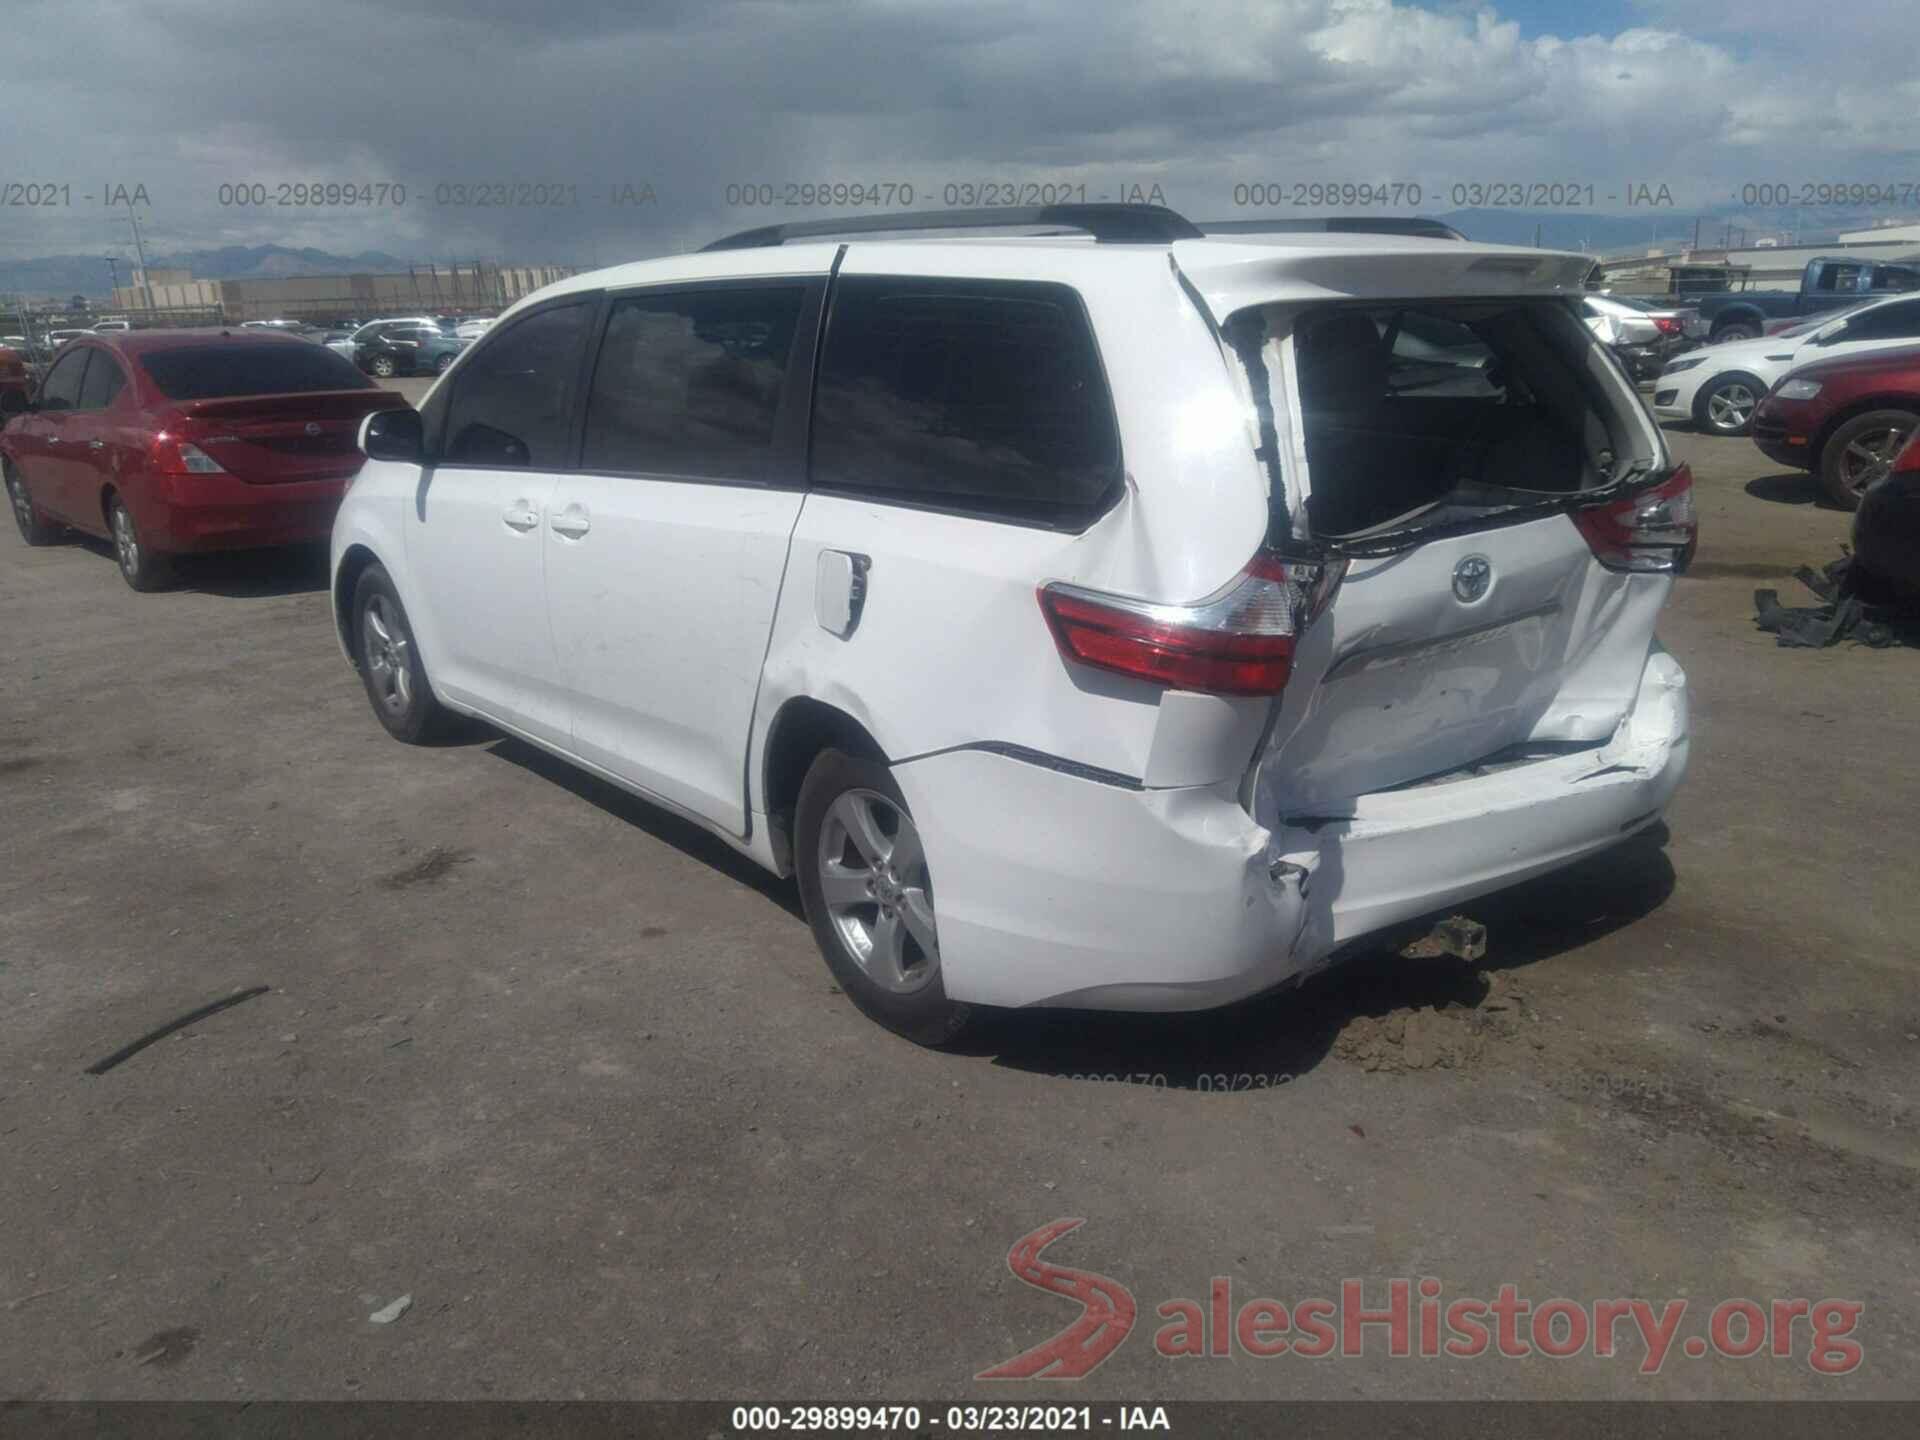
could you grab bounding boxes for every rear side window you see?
[1840,300,1920,341]
[444,302,593,467]
[37,350,89,411]
[78,352,127,410]
[810,276,1121,526]
[582,286,805,481]
[140,343,373,400]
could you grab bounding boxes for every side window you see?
[443,302,593,468]
[1842,301,1920,341]
[581,285,805,482]
[77,351,127,410]
[1816,264,1862,293]
[37,350,90,411]
[1872,267,1920,293]
[810,276,1120,526]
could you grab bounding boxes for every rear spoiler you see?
[1197,217,1469,242]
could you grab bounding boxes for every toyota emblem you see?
[1452,555,1492,604]
[304,422,323,436]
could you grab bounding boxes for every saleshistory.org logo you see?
[976,1220,1865,1379]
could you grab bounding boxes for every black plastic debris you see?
[1754,554,1920,649]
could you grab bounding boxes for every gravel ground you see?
[2,412,1916,1401]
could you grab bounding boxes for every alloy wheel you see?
[1705,383,1756,433]
[362,595,415,717]
[816,789,939,995]
[1838,423,1915,496]
[7,472,33,536]
[112,505,139,578]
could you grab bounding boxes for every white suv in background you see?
[1653,293,1920,436]
[330,206,1693,1043]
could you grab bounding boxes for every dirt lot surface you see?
[3,404,1917,1401]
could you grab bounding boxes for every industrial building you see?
[109,261,579,324]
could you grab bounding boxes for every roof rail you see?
[1198,216,1469,242]
[701,203,1206,251]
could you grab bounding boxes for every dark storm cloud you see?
[1,0,1913,272]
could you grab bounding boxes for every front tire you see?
[1820,409,1919,511]
[1712,321,1762,344]
[433,351,456,375]
[795,749,969,1046]
[351,563,448,743]
[368,354,398,379]
[1693,372,1764,437]
[108,495,171,591]
[4,460,58,546]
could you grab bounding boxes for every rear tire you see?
[4,460,58,546]
[368,354,397,379]
[1712,321,1762,344]
[351,562,448,743]
[433,351,456,375]
[1819,409,1919,511]
[795,749,970,1046]
[108,495,171,591]
[1692,372,1764,437]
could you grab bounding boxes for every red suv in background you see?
[1,330,408,590]
[1751,345,1920,509]
[0,343,31,412]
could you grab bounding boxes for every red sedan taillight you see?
[148,433,228,476]
[1039,552,1338,697]
[1571,464,1697,574]
[1652,316,1682,336]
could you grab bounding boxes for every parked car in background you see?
[354,322,466,378]
[1582,293,1697,381]
[0,344,32,409]
[0,330,408,589]
[1751,344,1920,509]
[327,316,443,360]
[1690,256,1920,344]
[92,318,132,333]
[448,316,495,341]
[1654,295,1920,437]
[46,328,95,347]
[242,318,309,333]
[330,206,1692,1043]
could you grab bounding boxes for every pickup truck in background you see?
[1692,256,1920,344]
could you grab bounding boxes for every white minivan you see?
[330,206,1693,1043]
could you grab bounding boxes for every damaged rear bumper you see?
[894,648,1687,1013]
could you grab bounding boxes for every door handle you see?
[45,435,61,445]
[502,501,540,533]
[89,439,105,450]
[550,504,591,539]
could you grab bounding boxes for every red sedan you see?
[0,329,408,590]
[1751,345,1920,510]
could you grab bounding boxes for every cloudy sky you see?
[2,0,1915,269]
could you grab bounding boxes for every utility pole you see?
[122,198,156,315]
[106,256,119,298]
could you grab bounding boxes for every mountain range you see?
[0,245,416,299]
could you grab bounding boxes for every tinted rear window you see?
[140,343,374,400]
[810,276,1121,526]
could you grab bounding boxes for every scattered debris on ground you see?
[378,847,475,890]
[1333,969,1533,1073]
[368,1294,413,1325]
[1755,555,1920,648]
[84,986,271,1075]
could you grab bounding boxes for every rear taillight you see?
[148,434,227,476]
[1653,316,1682,335]
[1572,464,1697,574]
[1038,552,1338,697]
